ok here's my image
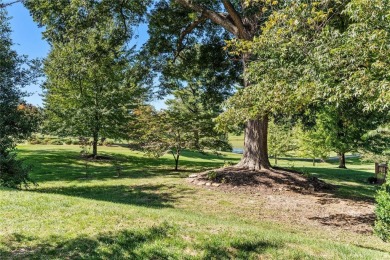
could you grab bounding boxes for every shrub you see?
[50,139,63,145]
[72,140,80,145]
[27,135,42,145]
[64,139,73,145]
[104,140,114,146]
[207,171,218,181]
[223,161,235,167]
[375,180,390,241]
[28,139,42,145]
[0,153,34,189]
[43,138,51,144]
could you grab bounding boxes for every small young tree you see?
[268,119,296,165]
[361,126,390,165]
[38,2,147,157]
[129,105,230,170]
[297,123,331,167]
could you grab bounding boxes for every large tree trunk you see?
[174,0,272,171]
[237,116,271,170]
[237,51,271,171]
[338,152,346,168]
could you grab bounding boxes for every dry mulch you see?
[187,167,375,235]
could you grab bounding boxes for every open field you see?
[0,145,388,259]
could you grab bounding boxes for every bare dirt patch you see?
[187,167,375,234]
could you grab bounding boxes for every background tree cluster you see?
[27,0,150,157]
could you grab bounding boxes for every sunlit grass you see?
[0,144,388,259]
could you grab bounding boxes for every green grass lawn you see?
[0,145,388,259]
[229,134,244,149]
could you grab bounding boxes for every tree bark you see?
[92,132,98,158]
[175,156,179,171]
[338,152,346,168]
[172,148,180,171]
[237,116,271,170]
[237,52,271,170]
[274,154,278,165]
[193,129,200,150]
[174,0,271,171]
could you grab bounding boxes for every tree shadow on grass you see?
[309,213,375,234]
[32,183,196,208]
[295,166,379,201]
[0,223,178,259]
[1,226,282,259]
[19,149,227,183]
[203,239,281,259]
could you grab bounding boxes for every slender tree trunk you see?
[92,132,98,158]
[175,156,179,171]
[172,148,180,171]
[313,158,316,167]
[274,154,278,165]
[237,116,271,170]
[338,152,346,168]
[193,129,200,150]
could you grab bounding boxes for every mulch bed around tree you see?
[187,167,375,235]
[188,166,334,193]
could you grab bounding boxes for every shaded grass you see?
[274,157,379,201]
[0,145,388,259]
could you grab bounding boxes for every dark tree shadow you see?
[19,149,230,183]
[0,223,177,259]
[294,166,379,202]
[31,184,197,208]
[1,228,282,260]
[203,240,281,259]
[309,213,375,234]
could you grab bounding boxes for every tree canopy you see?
[0,6,40,188]
[28,0,149,157]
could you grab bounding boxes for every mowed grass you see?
[229,134,244,149]
[0,145,389,259]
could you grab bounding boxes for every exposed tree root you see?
[189,166,333,193]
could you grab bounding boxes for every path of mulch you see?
[187,167,375,235]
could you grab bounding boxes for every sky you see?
[7,3,49,106]
[6,2,167,109]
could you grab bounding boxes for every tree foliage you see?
[375,179,390,242]
[0,6,40,188]
[129,104,231,170]
[28,0,149,157]
[268,119,297,165]
[218,0,389,169]
[361,125,390,164]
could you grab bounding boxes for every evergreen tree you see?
[0,6,40,188]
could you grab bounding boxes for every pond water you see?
[232,148,243,154]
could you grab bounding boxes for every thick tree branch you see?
[119,0,129,38]
[175,0,239,36]
[175,14,207,59]
[222,0,250,39]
